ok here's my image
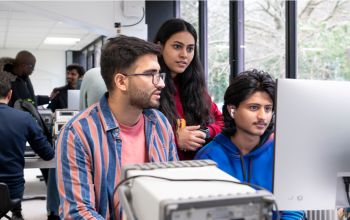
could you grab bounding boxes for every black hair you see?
[14,50,35,65]
[100,35,161,91]
[222,69,276,136]
[66,64,85,77]
[154,18,212,128]
[0,75,13,98]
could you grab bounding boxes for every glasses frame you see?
[121,71,166,86]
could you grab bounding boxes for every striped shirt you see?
[56,94,178,220]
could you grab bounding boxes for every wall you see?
[0,1,148,96]
[18,1,147,39]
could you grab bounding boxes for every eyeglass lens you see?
[153,72,165,85]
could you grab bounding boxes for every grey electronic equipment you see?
[52,109,79,137]
[37,108,53,131]
[24,144,37,157]
[118,160,274,220]
[274,78,350,210]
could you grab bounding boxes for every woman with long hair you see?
[154,18,224,160]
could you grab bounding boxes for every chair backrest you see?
[0,183,12,217]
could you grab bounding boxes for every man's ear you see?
[114,73,127,91]
[227,105,236,118]
[6,89,12,102]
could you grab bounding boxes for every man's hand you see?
[177,125,206,151]
[50,89,59,100]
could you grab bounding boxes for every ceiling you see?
[0,1,102,51]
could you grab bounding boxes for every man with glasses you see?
[56,35,178,220]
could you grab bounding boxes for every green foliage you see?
[298,21,350,80]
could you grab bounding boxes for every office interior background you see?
[1,0,349,105]
[0,1,349,219]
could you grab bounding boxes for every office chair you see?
[0,183,21,219]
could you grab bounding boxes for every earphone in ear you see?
[230,109,235,118]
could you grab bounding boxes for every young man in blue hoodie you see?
[195,69,305,220]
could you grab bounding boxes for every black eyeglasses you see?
[122,71,166,85]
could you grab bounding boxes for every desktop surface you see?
[273,78,350,210]
[25,157,56,169]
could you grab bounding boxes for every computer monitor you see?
[273,78,350,211]
[67,90,80,110]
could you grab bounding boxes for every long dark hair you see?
[222,69,276,136]
[154,18,212,128]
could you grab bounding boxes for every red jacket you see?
[174,84,224,160]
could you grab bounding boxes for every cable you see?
[120,7,145,28]
[343,176,350,206]
[112,174,279,219]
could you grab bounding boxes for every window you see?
[245,0,286,79]
[181,0,229,104]
[297,0,350,80]
[180,1,199,34]
[207,0,230,104]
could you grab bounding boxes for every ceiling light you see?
[44,37,80,45]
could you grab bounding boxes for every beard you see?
[129,87,160,109]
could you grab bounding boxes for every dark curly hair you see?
[66,64,85,77]
[222,69,276,136]
[154,18,212,128]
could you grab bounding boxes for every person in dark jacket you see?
[2,51,50,107]
[0,73,55,220]
[48,64,85,112]
[195,69,305,220]
[1,52,52,185]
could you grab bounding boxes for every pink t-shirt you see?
[119,115,148,166]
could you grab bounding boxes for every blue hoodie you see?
[195,133,305,220]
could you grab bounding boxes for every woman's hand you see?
[177,125,206,151]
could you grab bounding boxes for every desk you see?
[25,157,56,169]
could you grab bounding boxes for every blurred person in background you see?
[48,63,85,112]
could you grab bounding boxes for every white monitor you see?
[67,90,80,110]
[273,78,350,210]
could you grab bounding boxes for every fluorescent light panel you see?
[44,37,80,45]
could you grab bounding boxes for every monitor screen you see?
[67,90,80,110]
[273,78,350,210]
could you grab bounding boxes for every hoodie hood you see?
[210,130,274,183]
[213,129,274,159]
